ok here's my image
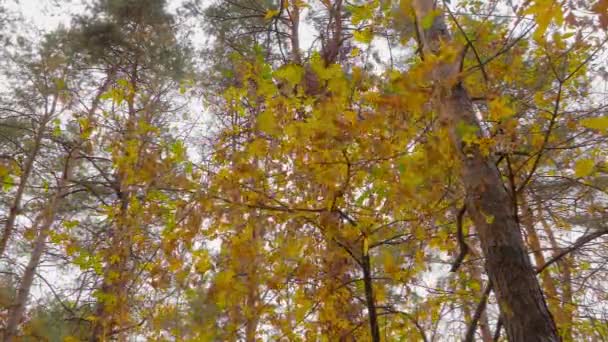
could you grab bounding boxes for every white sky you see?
[6,0,86,32]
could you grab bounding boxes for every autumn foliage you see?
[1,0,608,341]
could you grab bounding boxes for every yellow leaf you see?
[489,97,514,120]
[353,28,373,44]
[257,110,278,135]
[421,10,438,30]
[274,64,304,86]
[264,9,279,20]
[363,236,369,256]
[247,138,268,157]
[382,251,398,274]
[581,116,608,132]
[574,159,595,178]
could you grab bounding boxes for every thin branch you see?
[450,204,469,272]
[464,280,493,342]
[443,1,489,82]
[536,227,608,274]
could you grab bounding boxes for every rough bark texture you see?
[443,79,559,342]
[411,1,559,340]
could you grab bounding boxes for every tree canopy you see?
[1,0,608,341]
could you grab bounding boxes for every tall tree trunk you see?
[361,242,380,342]
[410,1,559,340]
[538,208,574,341]
[286,0,301,64]
[521,196,568,333]
[0,99,56,258]
[91,63,138,342]
[4,149,73,341]
[90,183,131,342]
[471,262,493,342]
[244,217,262,342]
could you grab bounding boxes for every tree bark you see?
[362,246,380,342]
[538,209,574,340]
[91,64,138,342]
[471,263,494,342]
[4,150,73,342]
[0,100,55,258]
[521,196,569,336]
[410,1,559,340]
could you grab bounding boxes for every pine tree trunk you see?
[521,196,568,333]
[4,152,72,341]
[90,188,131,342]
[538,208,574,340]
[0,117,48,258]
[411,1,559,340]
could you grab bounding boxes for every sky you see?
[6,0,86,32]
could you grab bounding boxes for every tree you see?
[410,0,559,339]
[2,0,608,340]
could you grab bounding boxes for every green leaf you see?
[52,118,62,137]
[53,78,66,91]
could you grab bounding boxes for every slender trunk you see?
[287,0,301,64]
[471,263,493,342]
[5,72,111,340]
[361,242,380,342]
[91,63,138,342]
[521,196,568,331]
[538,209,574,340]
[4,150,73,341]
[244,218,261,342]
[410,1,559,340]
[90,186,131,342]
[0,111,53,258]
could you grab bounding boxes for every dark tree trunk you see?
[411,1,560,340]
[362,250,380,342]
[440,86,559,341]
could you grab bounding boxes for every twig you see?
[450,204,469,272]
[464,280,493,342]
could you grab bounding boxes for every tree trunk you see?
[471,263,493,342]
[244,218,261,342]
[4,150,72,341]
[90,187,131,342]
[538,208,574,341]
[91,64,138,342]
[0,115,49,258]
[362,246,380,342]
[410,1,559,340]
[521,196,569,333]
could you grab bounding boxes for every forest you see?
[0,0,607,341]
